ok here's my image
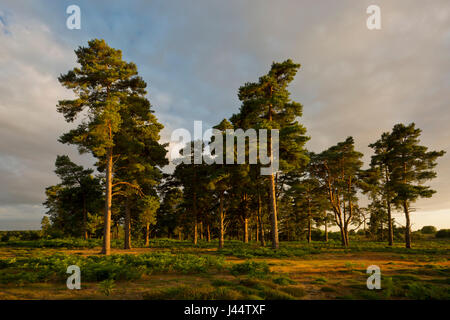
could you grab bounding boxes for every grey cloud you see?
[0,0,449,229]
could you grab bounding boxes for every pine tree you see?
[53,155,102,240]
[57,39,152,254]
[43,156,102,238]
[387,123,445,248]
[112,93,167,249]
[311,138,363,247]
[232,59,309,249]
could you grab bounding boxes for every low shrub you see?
[230,261,270,278]
[435,229,450,239]
[272,276,296,286]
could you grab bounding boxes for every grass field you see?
[0,238,448,300]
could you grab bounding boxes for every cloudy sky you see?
[0,0,449,230]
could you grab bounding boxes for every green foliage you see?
[139,196,160,226]
[0,231,42,242]
[420,226,437,234]
[43,155,103,238]
[278,286,306,298]
[436,229,450,238]
[230,260,270,278]
[98,279,115,296]
[404,282,450,300]
[273,276,297,285]
[144,285,244,300]
[0,252,226,284]
[313,277,328,284]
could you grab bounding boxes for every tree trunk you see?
[124,196,131,249]
[207,224,211,242]
[307,199,312,243]
[256,216,259,243]
[385,167,394,246]
[269,174,279,249]
[380,221,384,241]
[267,102,279,250]
[244,217,249,243]
[101,148,113,255]
[82,194,88,240]
[324,220,328,242]
[193,192,198,245]
[199,221,203,241]
[257,194,265,247]
[339,225,346,247]
[178,230,182,241]
[194,220,198,245]
[403,200,412,248]
[387,200,393,246]
[145,223,150,246]
[219,193,225,249]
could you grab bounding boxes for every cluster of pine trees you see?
[43,39,445,254]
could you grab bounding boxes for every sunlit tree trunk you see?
[193,192,198,245]
[385,167,394,246]
[403,200,412,249]
[101,148,113,255]
[219,193,225,249]
[268,104,279,250]
[145,223,150,246]
[243,217,249,243]
[257,194,265,247]
[124,196,131,249]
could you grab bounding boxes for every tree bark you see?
[124,196,131,249]
[82,194,88,240]
[307,198,312,243]
[257,194,265,247]
[207,224,211,242]
[403,200,412,249]
[145,223,150,246]
[219,193,225,249]
[199,221,203,241]
[385,167,394,246]
[256,217,259,243]
[193,192,198,245]
[269,174,279,249]
[339,224,346,247]
[101,148,113,255]
[267,102,279,250]
[324,219,328,242]
[244,217,249,243]
[344,227,349,247]
[380,221,384,241]
[387,198,393,246]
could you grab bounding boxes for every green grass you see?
[0,252,226,284]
